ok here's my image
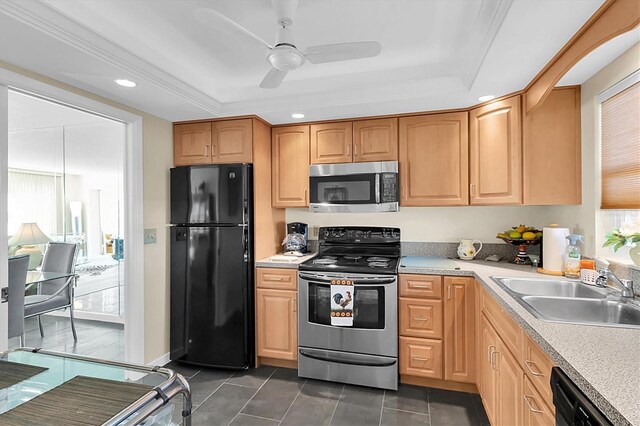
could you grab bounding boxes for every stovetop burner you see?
[299,226,401,275]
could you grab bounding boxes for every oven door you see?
[308,161,398,213]
[298,272,397,357]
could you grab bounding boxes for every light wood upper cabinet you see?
[310,122,353,164]
[523,87,581,205]
[399,112,469,206]
[272,126,310,207]
[470,96,522,205]
[353,118,398,162]
[444,277,475,384]
[212,119,253,163]
[174,122,212,166]
[256,288,297,361]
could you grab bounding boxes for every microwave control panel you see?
[381,173,398,202]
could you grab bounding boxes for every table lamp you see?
[8,223,52,270]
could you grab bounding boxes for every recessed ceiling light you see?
[291,113,305,119]
[115,79,137,88]
[478,95,495,102]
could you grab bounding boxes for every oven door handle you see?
[299,348,397,367]
[375,174,381,203]
[299,273,396,284]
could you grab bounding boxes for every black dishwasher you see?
[551,367,612,426]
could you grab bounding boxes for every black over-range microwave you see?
[308,161,399,213]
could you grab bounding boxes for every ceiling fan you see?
[196,0,382,88]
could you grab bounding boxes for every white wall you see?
[548,43,640,257]
[287,206,555,242]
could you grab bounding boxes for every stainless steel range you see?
[297,226,400,390]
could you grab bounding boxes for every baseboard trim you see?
[258,357,298,369]
[400,375,479,394]
[148,352,171,367]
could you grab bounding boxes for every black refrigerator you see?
[170,164,254,369]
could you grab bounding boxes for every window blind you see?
[601,81,640,209]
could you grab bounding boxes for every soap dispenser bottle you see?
[564,235,583,278]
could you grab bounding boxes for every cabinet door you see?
[470,96,522,205]
[212,119,253,163]
[399,112,469,206]
[399,336,443,379]
[497,340,523,426]
[272,126,310,207]
[444,277,475,383]
[256,288,297,360]
[481,316,499,426]
[174,122,212,166]
[523,87,581,205]
[522,376,555,426]
[310,122,353,164]
[399,297,443,339]
[353,118,398,162]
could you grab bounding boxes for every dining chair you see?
[24,242,79,342]
[8,254,29,346]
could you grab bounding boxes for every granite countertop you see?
[404,259,639,426]
[255,256,638,425]
[256,253,316,269]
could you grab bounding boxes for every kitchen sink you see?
[521,297,640,328]
[491,276,640,329]
[494,277,608,298]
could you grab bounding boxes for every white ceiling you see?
[0,0,620,124]
[8,91,124,177]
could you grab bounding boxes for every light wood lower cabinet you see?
[256,288,297,361]
[399,298,443,339]
[399,336,443,379]
[481,315,500,425]
[444,277,475,383]
[522,376,555,426]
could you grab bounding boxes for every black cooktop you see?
[299,226,400,275]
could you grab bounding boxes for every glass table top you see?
[0,350,169,415]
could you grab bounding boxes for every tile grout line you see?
[227,367,280,425]
[384,407,432,417]
[328,384,346,425]
[238,413,281,423]
[378,390,386,426]
[189,372,235,412]
[276,378,307,425]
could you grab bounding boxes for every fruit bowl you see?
[496,225,543,264]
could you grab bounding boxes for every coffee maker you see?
[283,222,308,255]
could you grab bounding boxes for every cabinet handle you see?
[267,277,284,281]
[447,285,451,300]
[304,188,308,204]
[204,145,209,157]
[212,144,216,156]
[412,357,429,361]
[413,317,429,321]
[354,143,358,156]
[410,284,431,289]
[490,349,498,370]
[523,395,544,414]
[470,183,475,197]
[524,360,544,377]
[487,345,495,364]
[402,186,407,200]
[293,296,297,313]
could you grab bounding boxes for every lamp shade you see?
[8,223,52,246]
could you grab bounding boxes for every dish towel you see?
[331,279,354,326]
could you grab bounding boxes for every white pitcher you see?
[457,239,483,260]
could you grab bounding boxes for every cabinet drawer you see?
[399,274,442,299]
[522,336,555,406]
[482,289,522,359]
[399,336,443,379]
[256,268,297,290]
[399,298,443,339]
[523,376,555,426]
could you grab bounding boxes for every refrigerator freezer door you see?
[171,164,248,225]
[170,225,251,368]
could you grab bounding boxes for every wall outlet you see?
[144,228,157,245]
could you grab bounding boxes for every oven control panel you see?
[319,226,400,244]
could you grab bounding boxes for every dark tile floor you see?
[165,363,490,426]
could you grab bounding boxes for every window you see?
[596,70,640,262]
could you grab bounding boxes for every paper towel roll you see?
[543,226,570,273]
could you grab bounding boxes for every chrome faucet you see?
[595,268,635,298]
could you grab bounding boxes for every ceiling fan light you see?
[268,45,305,71]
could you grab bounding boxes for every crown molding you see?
[0,0,223,116]
[460,0,513,90]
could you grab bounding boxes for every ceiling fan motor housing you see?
[268,45,305,71]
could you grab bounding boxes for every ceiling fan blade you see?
[195,8,272,50]
[304,41,381,64]
[260,68,288,89]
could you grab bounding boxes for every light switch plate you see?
[144,228,157,245]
